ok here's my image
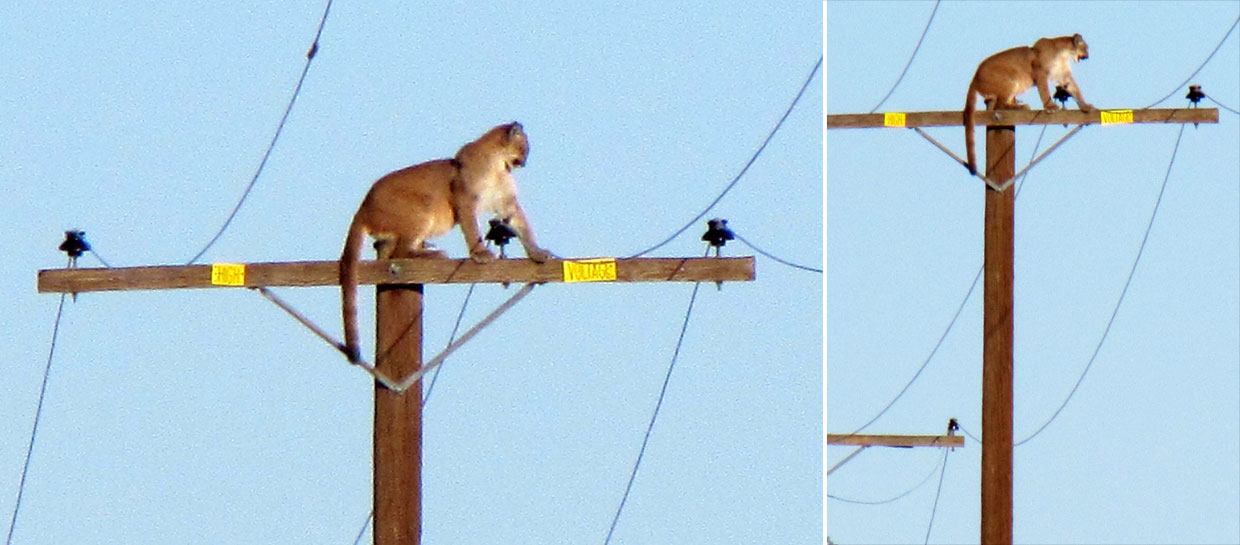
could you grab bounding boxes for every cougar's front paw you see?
[470,247,496,264]
[526,247,551,264]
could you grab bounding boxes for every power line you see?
[1141,13,1239,109]
[868,0,940,114]
[849,117,1185,444]
[826,451,943,505]
[89,249,112,268]
[1015,123,1187,446]
[1207,95,1240,115]
[952,125,1191,446]
[350,512,370,545]
[732,231,822,273]
[604,273,704,544]
[423,283,477,404]
[6,290,68,545]
[922,449,950,545]
[626,55,821,258]
[186,0,335,264]
[840,125,1051,436]
[959,423,981,444]
[843,266,977,436]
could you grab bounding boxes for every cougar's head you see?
[503,122,529,169]
[1072,33,1089,61]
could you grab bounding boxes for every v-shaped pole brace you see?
[255,282,537,394]
[910,124,1086,192]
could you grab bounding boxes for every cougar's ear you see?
[506,122,524,141]
[1073,33,1085,46]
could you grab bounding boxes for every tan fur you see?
[964,34,1094,176]
[340,122,550,363]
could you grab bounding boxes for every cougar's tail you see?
[964,78,979,176]
[340,217,366,363]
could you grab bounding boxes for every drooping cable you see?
[868,0,940,114]
[626,55,821,258]
[1141,14,1239,109]
[1015,123,1187,446]
[840,125,1049,436]
[604,257,705,543]
[733,231,822,273]
[922,449,950,545]
[5,290,68,545]
[186,0,335,264]
[423,283,477,404]
[826,451,943,505]
[1207,95,1240,115]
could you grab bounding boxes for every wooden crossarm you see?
[827,434,964,448]
[37,256,756,293]
[826,107,1217,129]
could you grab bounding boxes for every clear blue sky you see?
[828,1,1238,544]
[1,2,822,544]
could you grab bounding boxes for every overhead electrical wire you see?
[922,449,950,545]
[841,268,975,436]
[839,125,1051,436]
[186,0,335,264]
[350,512,370,545]
[732,231,822,273]
[604,254,706,544]
[5,291,68,545]
[88,248,113,268]
[958,422,981,444]
[868,0,940,114]
[8,240,116,541]
[1015,123,1187,446]
[1207,95,1239,115]
[627,55,821,258]
[827,450,953,545]
[826,450,943,505]
[423,284,478,404]
[937,124,1191,447]
[1141,13,1239,109]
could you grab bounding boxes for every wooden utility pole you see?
[827,107,1217,544]
[374,272,423,544]
[982,124,1015,545]
[38,255,754,545]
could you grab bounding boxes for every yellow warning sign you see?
[210,263,246,286]
[1100,110,1134,125]
[562,258,618,283]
